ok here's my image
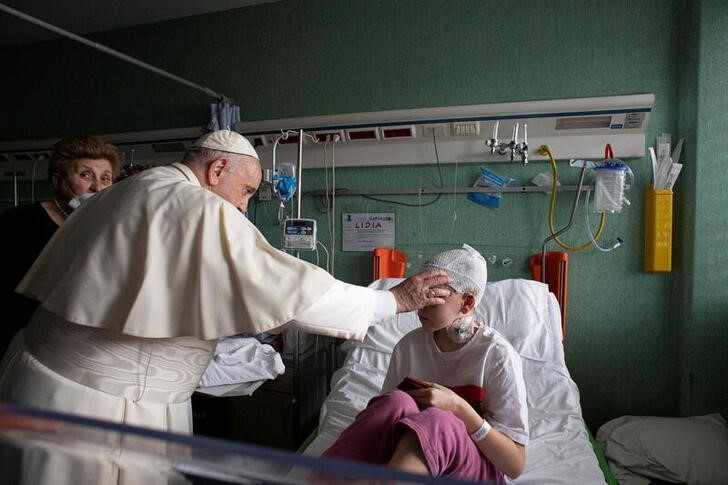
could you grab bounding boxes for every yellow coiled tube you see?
[538,145,605,250]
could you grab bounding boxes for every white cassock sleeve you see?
[286,280,397,340]
[19,164,345,339]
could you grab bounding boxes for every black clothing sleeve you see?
[0,203,58,356]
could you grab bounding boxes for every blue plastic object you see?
[272,175,297,201]
[468,167,511,209]
[467,191,502,208]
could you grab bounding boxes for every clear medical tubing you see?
[585,189,624,252]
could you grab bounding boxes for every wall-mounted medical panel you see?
[0,126,202,182]
[236,93,654,171]
[0,94,654,181]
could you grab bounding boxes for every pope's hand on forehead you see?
[389,269,453,314]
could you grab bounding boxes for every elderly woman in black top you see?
[0,136,119,356]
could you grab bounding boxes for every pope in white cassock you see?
[0,130,452,434]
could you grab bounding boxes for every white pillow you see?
[476,279,564,364]
[596,414,728,485]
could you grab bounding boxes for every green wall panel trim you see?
[681,0,728,418]
[673,0,701,416]
[8,0,727,430]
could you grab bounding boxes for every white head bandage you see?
[423,244,488,306]
[191,130,259,160]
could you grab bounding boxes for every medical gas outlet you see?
[485,121,528,165]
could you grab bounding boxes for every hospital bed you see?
[302,278,613,484]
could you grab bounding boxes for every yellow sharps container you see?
[644,185,673,272]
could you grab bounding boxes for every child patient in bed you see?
[323,244,529,483]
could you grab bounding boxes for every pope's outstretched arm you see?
[288,270,452,340]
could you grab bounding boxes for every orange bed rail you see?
[373,248,407,280]
[529,251,568,341]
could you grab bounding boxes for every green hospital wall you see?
[674,0,728,417]
[0,0,725,431]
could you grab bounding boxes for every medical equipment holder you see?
[303,184,596,198]
[644,185,673,272]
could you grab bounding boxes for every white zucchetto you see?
[191,130,259,160]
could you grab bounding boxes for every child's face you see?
[417,285,468,332]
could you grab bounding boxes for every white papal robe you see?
[0,162,395,434]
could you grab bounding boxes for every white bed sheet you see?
[304,279,605,485]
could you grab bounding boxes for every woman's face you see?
[417,286,466,333]
[54,158,114,202]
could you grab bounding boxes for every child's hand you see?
[408,382,465,413]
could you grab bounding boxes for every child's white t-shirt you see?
[382,324,529,445]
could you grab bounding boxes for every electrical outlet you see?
[452,121,480,136]
[313,130,344,143]
[421,124,447,137]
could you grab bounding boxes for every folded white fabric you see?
[198,337,285,388]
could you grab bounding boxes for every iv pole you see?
[290,129,333,445]
[292,129,303,445]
